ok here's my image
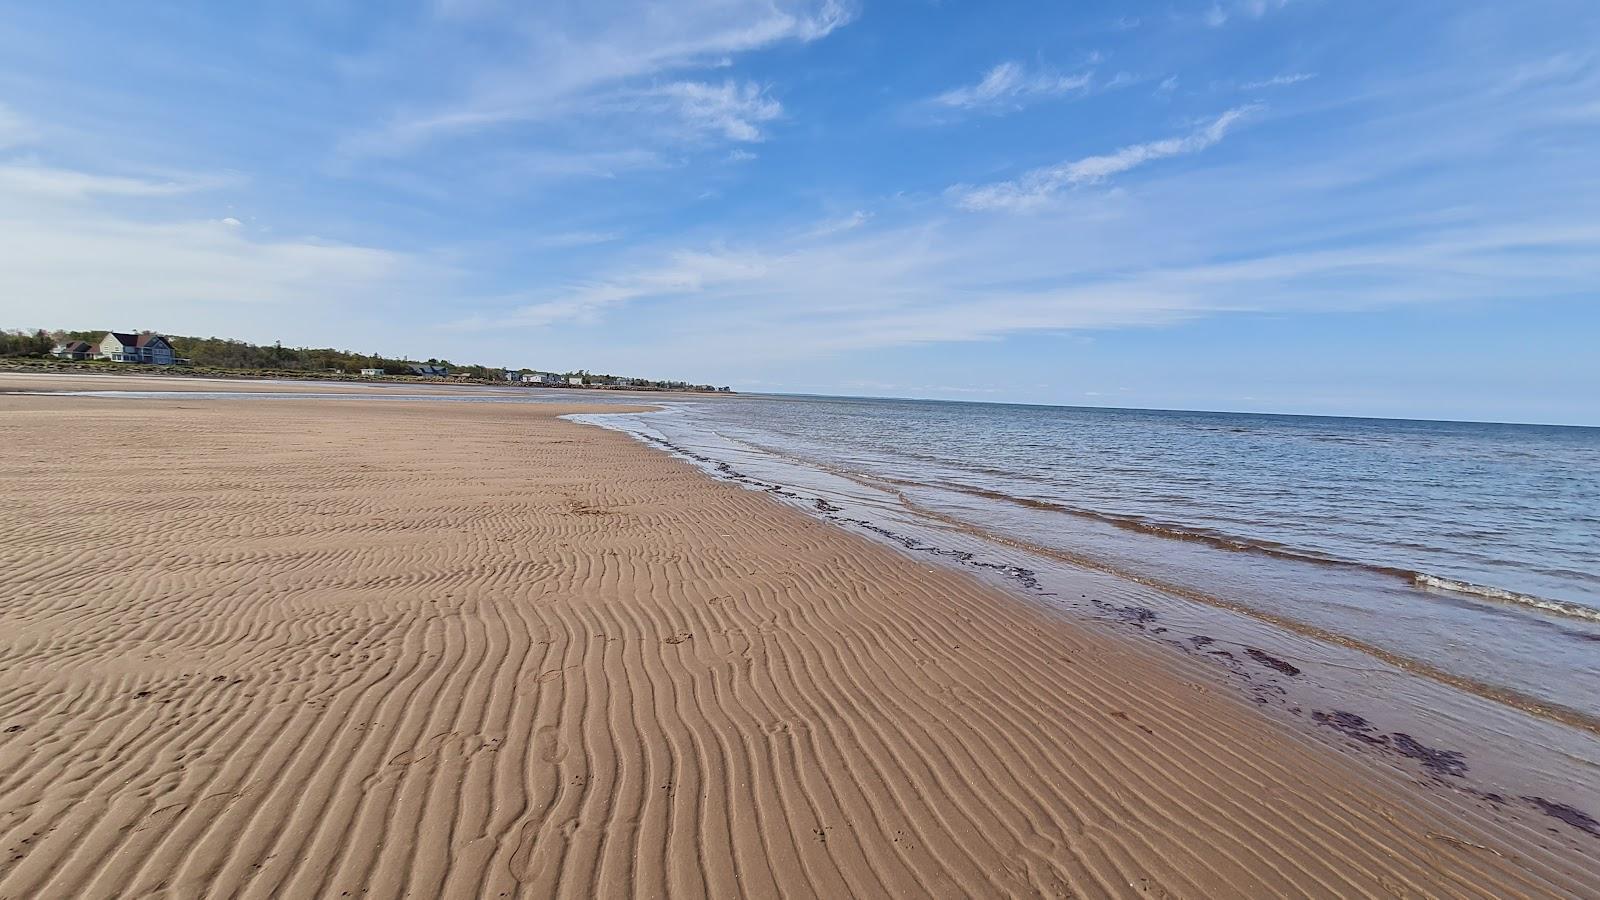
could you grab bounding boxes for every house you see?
[98,332,176,365]
[521,372,559,385]
[405,364,449,377]
[359,367,385,377]
[52,340,95,360]
[567,376,586,386]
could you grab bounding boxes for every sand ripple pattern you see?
[0,392,1594,898]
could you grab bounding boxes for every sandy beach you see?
[1,379,1594,898]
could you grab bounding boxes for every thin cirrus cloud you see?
[931,61,1093,113]
[472,213,1600,364]
[1240,72,1316,89]
[0,103,33,149]
[951,105,1259,212]
[645,80,783,142]
[0,164,226,199]
[1202,0,1294,28]
[344,1,851,156]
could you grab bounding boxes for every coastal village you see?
[8,328,732,393]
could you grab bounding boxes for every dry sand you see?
[0,381,1594,898]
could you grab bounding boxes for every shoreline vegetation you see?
[0,326,732,392]
[1,374,1596,897]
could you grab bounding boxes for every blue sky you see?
[1,1,1597,423]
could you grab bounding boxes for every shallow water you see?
[581,395,1600,727]
[572,399,1600,841]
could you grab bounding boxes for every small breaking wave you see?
[893,478,1600,626]
[1413,573,1600,623]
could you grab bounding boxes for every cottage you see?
[405,364,449,377]
[52,340,95,360]
[359,367,385,377]
[98,332,176,365]
[521,372,560,385]
[567,376,586,386]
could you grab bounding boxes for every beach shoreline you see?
[1,379,1595,897]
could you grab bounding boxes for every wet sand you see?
[1,380,1595,897]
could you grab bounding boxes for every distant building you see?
[359,367,385,377]
[98,332,175,365]
[567,376,585,386]
[521,372,560,385]
[405,364,449,377]
[503,370,519,382]
[52,340,95,360]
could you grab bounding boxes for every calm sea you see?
[585,394,1600,723]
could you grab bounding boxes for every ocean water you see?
[585,395,1600,725]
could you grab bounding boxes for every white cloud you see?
[455,209,1600,367]
[347,1,852,155]
[1202,0,1293,27]
[0,103,34,149]
[512,148,668,180]
[648,80,781,141]
[0,154,429,340]
[805,210,870,237]
[527,230,620,249]
[951,105,1259,212]
[1240,72,1315,90]
[932,62,1093,112]
[0,212,411,329]
[0,164,222,198]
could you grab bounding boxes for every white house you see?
[359,367,385,377]
[567,376,585,386]
[98,332,175,365]
[521,372,560,385]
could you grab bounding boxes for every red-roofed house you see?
[51,340,96,360]
[98,332,176,365]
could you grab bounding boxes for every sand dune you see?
[1,389,1594,898]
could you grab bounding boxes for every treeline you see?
[5,328,512,378]
[0,329,55,358]
[3,327,728,391]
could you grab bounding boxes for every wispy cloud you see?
[346,1,852,156]
[1,189,415,333]
[1202,0,1294,28]
[951,105,1259,212]
[1240,72,1315,90]
[647,80,782,141]
[805,209,871,237]
[0,164,228,198]
[527,230,621,249]
[0,103,33,149]
[509,148,668,180]
[931,62,1093,113]
[458,210,1600,364]
[0,119,429,340]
